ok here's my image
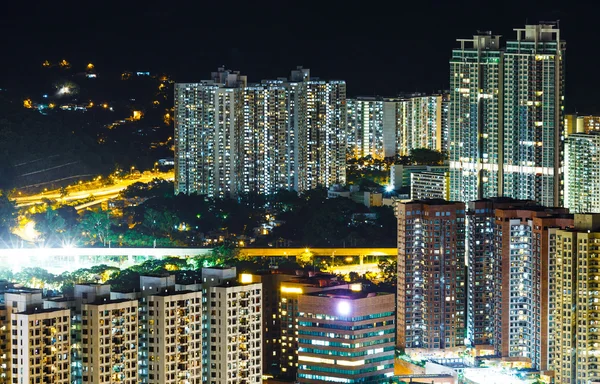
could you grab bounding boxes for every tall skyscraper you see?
[449,33,502,203]
[553,214,600,384]
[449,24,565,206]
[175,67,346,197]
[396,199,466,350]
[296,289,395,383]
[466,198,534,348]
[493,206,572,370]
[564,132,600,213]
[175,68,247,198]
[502,24,565,206]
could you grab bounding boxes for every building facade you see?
[564,132,600,213]
[396,199,466,350]
[553,214,600,384]
[449,24,565,206]
[175,67,346,197]
[296,289,395,383]
[410,171,450,200]
[493,206,572,370]
[5,291,71,384]
[466,198,535,347]
[347,93,447,160]
[81,298,139,384]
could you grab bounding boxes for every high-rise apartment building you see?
[397,93,447,156]
[449,24,565,206]
[449,33,502,203]
[466,198,534,347]
[175,68,247,198]
[564,132,600,213]
[145,289,203,384]
[201,267,262,384]
[81,298,139,384]
[175,67,346,197]
[346,97,397,159]
[565,114,600,135]
[296,289,395,384]
[493,206,572,370]
[237,272,295,376]
[396,199,466,350]
[553,214,600,384]
[5,291,71,384]
[347,93,447,159]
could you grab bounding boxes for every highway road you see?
[13,171,174,209]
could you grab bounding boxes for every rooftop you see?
[307,288,392,300]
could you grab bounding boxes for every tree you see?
[79,209,112,246]
[378,258,397,286]
[0,191,17,236]
[410,148,446,165]
[34,207,67,246]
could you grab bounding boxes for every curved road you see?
[14,171,174,209]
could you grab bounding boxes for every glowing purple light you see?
[337,301,350,316]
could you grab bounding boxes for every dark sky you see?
[2,0,599,112]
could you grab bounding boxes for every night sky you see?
[2,0,599,112]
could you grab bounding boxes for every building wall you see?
[296,292,395,383]
[207,283,262,384]
[564,133,600,213]
[493,207,572,370]
[397,200,466,350]
[12,309,71,384]
[146,292,203,384]
[81,300,139,384]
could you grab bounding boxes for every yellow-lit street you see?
[13,170,174,210]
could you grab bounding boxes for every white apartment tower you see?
[564,132,600,213]
[5,291,71,384]
[175,68,246,198]
[449,24,565,205]
[175,67,346,197]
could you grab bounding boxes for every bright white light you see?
[337,301,351,316]
[57,86,71,95]
[385,185,394,192]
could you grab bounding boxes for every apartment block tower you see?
[296,289,395,383]
[4,291,71,384]
[493,206,572,370]
[175,67,346,197]
[347,93,448,160]
[396,93,447,156]
[140,277,203,384]
[175,68,247,198]
[553,214,600,384]
[449,24,565,206]
[396,199,466,350]
[81,298,139,384]
[201,267,262,384]
[564,132,600,213]
[468,198,522,347]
